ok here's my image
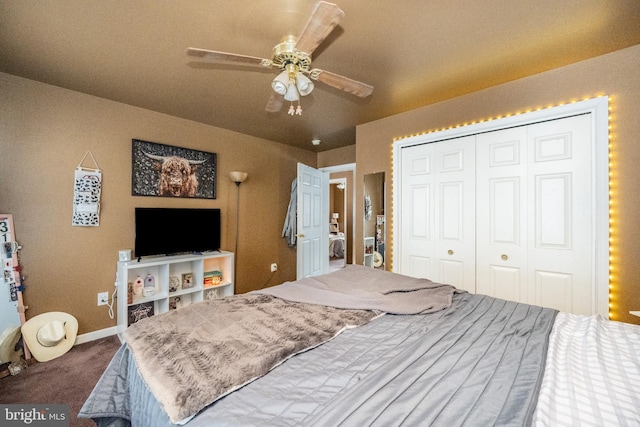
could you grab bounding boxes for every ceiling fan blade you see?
[265,93,284,112]
[186,47,272,68]
[295,1,344,55]
[310,69,373,98]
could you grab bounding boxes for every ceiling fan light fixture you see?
[188,2,373,116]
[271,71,289,95]
[296,73,314,96]
[284,82,300,102]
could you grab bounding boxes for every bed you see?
[329,234,345,258]
[79,265,640,426]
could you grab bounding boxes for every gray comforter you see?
[117,265,458,424]
[80,291,557,426]
[254,265,461,315]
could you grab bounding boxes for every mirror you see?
[0,214,27,369]
[364,172,385,269]
[329,179,347,271]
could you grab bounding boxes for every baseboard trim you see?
[75,326,118,345]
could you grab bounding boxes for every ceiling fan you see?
[186,1,373,115]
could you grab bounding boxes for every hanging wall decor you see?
[131,139,217,199]
[72,151,102,227]
[364,194,372,221]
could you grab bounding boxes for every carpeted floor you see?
[329,256,346,271]
[0,334,122,426]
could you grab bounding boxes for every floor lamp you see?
[229,171,248,286]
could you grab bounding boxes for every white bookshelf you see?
[364,237,375,268]
[116,251,234,333]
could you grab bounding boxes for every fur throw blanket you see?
[124,294,376,424]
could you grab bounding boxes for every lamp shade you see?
[284,83,300,102]
[229,171,248,184]
[296,73,314,96]
[271,71,289,95]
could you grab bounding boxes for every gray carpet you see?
[0,334,122,426]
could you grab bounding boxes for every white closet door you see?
[527,114,593,314]
[475,127,529,303]
[399,143,436,279]
[399,137,475,291]
[476,114,593,314]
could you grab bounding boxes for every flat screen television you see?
[134,208,221,259]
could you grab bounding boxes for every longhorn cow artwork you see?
[131,139,216,199]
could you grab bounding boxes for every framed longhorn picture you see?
[132,139,217,199]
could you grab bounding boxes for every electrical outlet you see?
[270,263,278,272]
[98,291,109,306]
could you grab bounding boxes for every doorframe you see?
[392,96,609,316]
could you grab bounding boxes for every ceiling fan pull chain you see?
[288,104,295,115]
[296,105,302,115]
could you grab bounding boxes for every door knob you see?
[447,249,454,255]
[296,233,305,238]
[501,254,508,260]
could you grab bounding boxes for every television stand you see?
[116,251,234,333]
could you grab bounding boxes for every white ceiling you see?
[1,0,639,152]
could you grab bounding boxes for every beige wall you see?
[356,44,640,325]
[0,72,316,334]
[317,145,355,168]
[4,43,639,335]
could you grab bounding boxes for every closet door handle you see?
[296,233,305,238]
[501,254,508,260]
[447,249,454,255]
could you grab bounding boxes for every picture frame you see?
[169,275,181,293]
[131,139,217,199]
[182,272,194,289]
[204,288,220,300]
[128,302,154,326]
[169,296,181,310]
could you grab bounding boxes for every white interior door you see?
[297,163,329,279]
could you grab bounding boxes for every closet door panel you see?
[409,255,432,279]
[476,127,528,302]
[491,178,520,244]
[527,114,593,314]
[410,184,430,239]
[489,265,522,302]
[440,259,464,289]
[399,144,435,278]
[535,270,573,312]
[536,173,571,248]
[435,139,476,291]
[399,138,475,291]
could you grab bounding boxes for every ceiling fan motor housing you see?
[271,36,312,74]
